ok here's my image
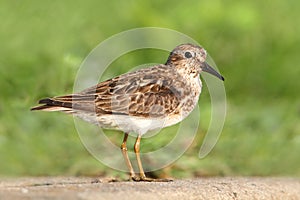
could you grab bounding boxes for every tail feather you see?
[31,95,96,112]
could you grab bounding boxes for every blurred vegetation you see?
[0,0,299,178]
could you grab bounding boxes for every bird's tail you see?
[31,94,96,113]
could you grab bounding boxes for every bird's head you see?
[166,44,224,81]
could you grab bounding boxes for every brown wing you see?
[81,66,183,117]
[32,65,184,118]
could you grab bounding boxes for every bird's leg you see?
[134,134,174,182]
[121,132,137,180]
[134,134,148,180]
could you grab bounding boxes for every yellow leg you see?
[134,134,147,179]
[133,134,174,182]
[121,133,136,180]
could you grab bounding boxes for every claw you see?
[131,175,173,182]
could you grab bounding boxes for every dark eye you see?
[184,51,193,58]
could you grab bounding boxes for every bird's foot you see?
[131,175,173,182]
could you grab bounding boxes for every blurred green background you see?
[0,0,299,178]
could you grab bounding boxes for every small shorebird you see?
[31,43,224,181]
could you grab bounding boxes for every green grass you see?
[0,0,300,177]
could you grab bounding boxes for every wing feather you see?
[32,65,184,118]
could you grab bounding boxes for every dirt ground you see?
[0,177,299,200]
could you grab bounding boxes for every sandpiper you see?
[31,43,224,181]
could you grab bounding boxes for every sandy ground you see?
[0,177,299,200]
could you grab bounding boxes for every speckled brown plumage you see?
[31,43,224,181]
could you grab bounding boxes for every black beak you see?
[201,62,224,81]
